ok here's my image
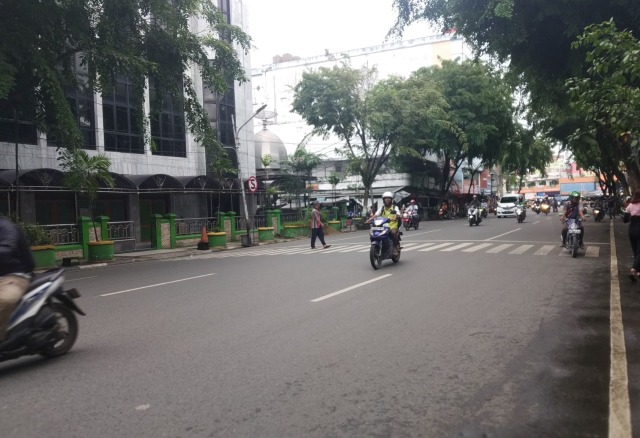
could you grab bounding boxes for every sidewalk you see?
[69,226,357,269]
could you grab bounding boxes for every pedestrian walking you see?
[624,190,640,280]
[310,201,331,249]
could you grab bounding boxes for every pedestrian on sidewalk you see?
[624,190,640,280]
[310,201,331,249]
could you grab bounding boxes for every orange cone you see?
[197,226,209,250]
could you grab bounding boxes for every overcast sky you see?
[245,0,435,67]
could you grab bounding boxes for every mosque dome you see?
[254,122,287,171]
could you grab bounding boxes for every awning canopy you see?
[0,168,65,188]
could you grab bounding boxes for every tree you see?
[327,173,342,207]
[292,63,401,213]
[280,146,324,208]
[391,0,640,191]
[390,60,515,202]
[0,0,250,162]
[209,152,237,217]
[59,148,114,240]
[566,20,640,192]
[500,125,553,193]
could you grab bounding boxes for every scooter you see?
[515,205,526,223]
[0,268,84,363]
[593,207,605,222]
[468,206,482,226]
[369,216,401,269]
[540,203,550,215]
[564,218,583,258]
[480,207,488,219]
[402,212,420,230]
[532,204,541,214]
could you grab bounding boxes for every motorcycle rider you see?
[370,192,401,255]
[405,199,419,226]
[560,191,586,248]
[0,216,36,341]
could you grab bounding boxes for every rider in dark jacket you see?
[0,217,36,340]
[561,191,586,248]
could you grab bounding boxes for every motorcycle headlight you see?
[569,222,578,230]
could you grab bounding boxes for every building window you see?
[48,55,96,149]
[149,83,186,158]
[0,103,37,145]
[102,76,144,154]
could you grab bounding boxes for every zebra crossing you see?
[180,241,604,260]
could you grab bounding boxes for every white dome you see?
[254,126,287,170]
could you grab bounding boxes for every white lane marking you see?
[486,228,521,241]
[101,274,215,297]
[534,245,555,256]
[333,245,371,253]
[533,221,540,224]
[401,243,437,252]
[66,276,97,282]
[609,221,631,437]
[441,242,475,252]
[311,274,393,302]
[418,242,456,251]
[586,246,600,258]
[401,229,442,238]
[462,243,493,252]
[485,244,513,253]
[508,244,533,254]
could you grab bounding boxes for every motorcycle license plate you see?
[568,229,581,234]
[371,226,384,231]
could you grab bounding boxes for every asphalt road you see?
[0,212,634,437]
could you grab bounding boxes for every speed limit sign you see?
[248,176,258,193]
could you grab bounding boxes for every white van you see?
[497,194,524,218]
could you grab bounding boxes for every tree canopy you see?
[291,63,398,212]
[0,0,251,155]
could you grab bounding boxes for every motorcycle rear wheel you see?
[39,303,78,358]
[370,246,382,270]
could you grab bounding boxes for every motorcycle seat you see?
[28,269,64,292]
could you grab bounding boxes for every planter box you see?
[258,227,275,242]
[87,241,114,262]
[31,245,57,269]
[327,221,341,232]
[208,232,227,248]
[282,225,305,238]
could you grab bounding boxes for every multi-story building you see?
[0,0,255,245]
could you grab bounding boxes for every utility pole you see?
[14,108,19,219]
[232,104,267,247]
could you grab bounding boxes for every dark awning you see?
[122,174,183,190]
[0,168,65,188]
[175,175,223,190]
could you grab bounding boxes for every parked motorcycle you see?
[369,216,401,269]
[402,212,420,230]
[593,207,605,222]
[564,218,583,258]
[0,268,84,363]
[468,206,482,226]
[515,205,526,223]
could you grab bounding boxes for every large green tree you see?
[391,60,516,201]
[391,0,640,189]
[0,0,250,157]
[292,63,402,212]
[566,20,640,192]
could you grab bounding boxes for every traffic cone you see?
[197,226,209,250]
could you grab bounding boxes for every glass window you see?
[102,76,144,154]
[149,80,186,157]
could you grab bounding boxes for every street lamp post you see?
[232,104,267,247]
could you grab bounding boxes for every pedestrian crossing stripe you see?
[176,242,605,259]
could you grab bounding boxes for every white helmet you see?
[382,191,393,200]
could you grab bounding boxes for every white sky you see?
[245,0,436,67]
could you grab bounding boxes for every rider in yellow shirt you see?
[370,191,401,255]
